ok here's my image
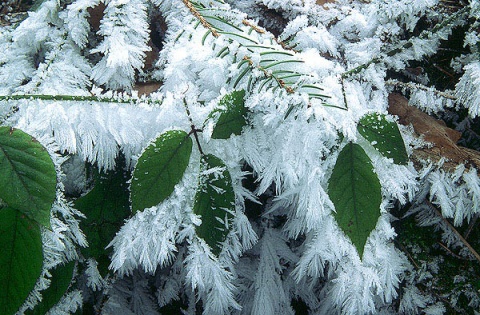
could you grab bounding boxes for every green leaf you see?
[357,113,408,165]
[75,156,131,276]
[207,90,248,139]
[328,142,382,258]
[193,154,235,255]
[0,127,56,228]
[131,130,193,212]
[0,207,43,315]
[26,261,75,315]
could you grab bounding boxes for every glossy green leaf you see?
[357,113,408,165]
[328,142,382,258]
[26,261,75,315]
[193,154,235,255]
[131,130,193,212]
[75,157,131,276]
[0,207,43,315]
[207,90,248,139]
[0,127,56,228]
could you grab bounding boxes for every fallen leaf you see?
[133,82,162,96]
[388,93,480,172]
[316,0,335,6]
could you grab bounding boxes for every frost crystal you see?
[1,0,479,313]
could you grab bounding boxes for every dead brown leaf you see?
[388,93,480,172]
[316,0,335,7]
[316,0,335,5]
[133,82,162,96]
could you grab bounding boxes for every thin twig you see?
[427,200,480,263]
[0,94,159,105]
[437,242,465,260]
[182,98,204,156]
[189,127,205,156]
[385,80,457,100]
[341,77,349,109]
[464,214,479,240]
[394,240,420,269]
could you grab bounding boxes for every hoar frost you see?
[1,0,480,314]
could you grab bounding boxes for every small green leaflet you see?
[357,113,408,165]
[0,127,56,228]
[26,261,75,315]
[193,154,235,255]
[0,207,43,315]
[328,142,382,258]
[206,90,248,139]
[75,157,131,276]
[131,130,193,212]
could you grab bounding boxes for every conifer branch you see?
[242,19,265,34]
[180,0,332,105]
[182,0,219,37]
[240,56,295,94]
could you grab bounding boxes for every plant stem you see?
[190,128,205,156]
[0,94,160,105]
[341,77,349,109]
[182,98,205,156]
[438,242,465,260]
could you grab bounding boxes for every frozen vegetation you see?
[0,0,479,314]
